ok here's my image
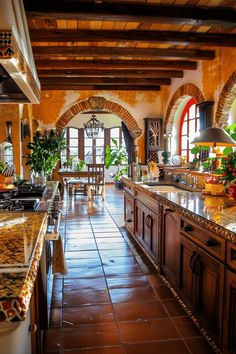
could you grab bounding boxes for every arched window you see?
[179,98,199,162]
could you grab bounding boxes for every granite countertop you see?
[123,177,236,243]
[0,212,47,322]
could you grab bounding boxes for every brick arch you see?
[215,71,236,127]
[165,84,205,134]
[56,97,142,139]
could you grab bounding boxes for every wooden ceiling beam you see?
[41,84,161,91]
[35,59,197,70]
[38,69,183,78]
[30,29,236,47]
[24,2,236,27]
[33,46,215,60]
[40,77,171,85]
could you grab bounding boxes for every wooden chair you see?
[66,178,88,198]
[87,164,105,200]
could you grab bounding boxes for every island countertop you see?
[123,177,236,244]
[0,212,47,322]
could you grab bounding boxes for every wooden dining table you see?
[58,169,89,194]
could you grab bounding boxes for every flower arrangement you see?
[221,151,236,185]
[148,160,156,172]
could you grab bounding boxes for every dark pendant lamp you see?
[84,114,104,139]
[191,127,236,147]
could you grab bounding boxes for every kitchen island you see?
[123,177,236,354]
[0,212,47,322]
[0,181,60,354]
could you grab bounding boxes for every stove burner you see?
[0,199,39,211]
[0,200,24,211]
[16,184,47,197]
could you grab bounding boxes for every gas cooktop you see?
[0,198,40,211]
[16,184,47,198]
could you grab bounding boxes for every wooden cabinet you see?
[134,199,159,262]
[223,269,236,354]
[179,233,224,345]
[162,206,180,287]
[123,179,236,352]
[144,118,163,163]
[30,274,42,354]
[124,191,134,236]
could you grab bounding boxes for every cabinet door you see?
[30,275,41,354]
[142,206,159,261]
[194,248,224,345]
[124,192,134,235]
[162,207,180,287]
[135,200,159,262]
[135,199,143,241]
[223,269,236,354]
[179,234,197,309]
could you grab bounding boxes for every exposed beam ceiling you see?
[40,77,171,85]
[35,59,197,71]
[25,1,235,92]
[41,85,161,91]
[33,46,215,60]
[38,69,183,79]
[24,2,236,27]
[30,29,236,48]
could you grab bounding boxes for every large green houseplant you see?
[26,129,66,181]
[105,138,128,188]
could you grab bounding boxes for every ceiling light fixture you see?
[84,114,104,139]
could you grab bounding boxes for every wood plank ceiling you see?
[23,0,236,92]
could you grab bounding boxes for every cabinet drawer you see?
[226,242,236,272]
[124,183,135,196]
[180,217,226,262]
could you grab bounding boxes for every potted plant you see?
[161,151,171,164]
[105,138,128,188]
[26,129,66,183]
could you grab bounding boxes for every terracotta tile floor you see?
[43,186,215,354]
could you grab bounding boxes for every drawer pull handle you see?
[206,238,218,247]
[127,218,132,223]
[145,215,153,229]
[165,208,173,213]
[190,252,196,272]
[183,225,194,232]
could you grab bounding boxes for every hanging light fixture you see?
[84,114,104,139]
[191,127,236,147]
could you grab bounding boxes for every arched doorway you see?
[56,96,142,139]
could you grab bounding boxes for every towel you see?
[52,234,68,275]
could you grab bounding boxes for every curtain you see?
[121,122,135,164]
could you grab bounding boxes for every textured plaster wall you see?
[32,90,165,162]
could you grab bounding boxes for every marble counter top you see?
[0,212,47,322]
[123,178,236,243]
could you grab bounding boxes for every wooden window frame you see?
[179,98,199,162]
[62,126,125,164]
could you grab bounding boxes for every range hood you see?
[0,0,40,103]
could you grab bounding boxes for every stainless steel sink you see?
[149,185,190,193]
[143,181,191,192]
